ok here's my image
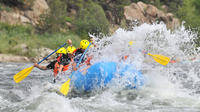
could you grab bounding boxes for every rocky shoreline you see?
[0,54,57,63]
[0,46,55,63]
[0,54,31,63]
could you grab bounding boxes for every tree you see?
[194,0,200,14]
[36,0,67,33]
[177,0,200,46]
[74,2,109,37]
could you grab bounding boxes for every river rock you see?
[124,1,180,29]
[137,1,148,14]
[124,3,148,23]
[32,47,55,63]
[161,5,168,12]
[146,4,158,17]
[0,0,49,25]
[0,11,29,25]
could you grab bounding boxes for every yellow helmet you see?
[80,40,90,49]
[66,46,76,54]
[128,41,134,46]
[56,47,67,54]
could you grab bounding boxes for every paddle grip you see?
[37,43,67,64]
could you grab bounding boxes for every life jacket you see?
[53,62,70,77]
[56,54,62,63]
[72,48,78,54]
[53,54,70,77]
[85,55,92,65]
[123,55,129,60]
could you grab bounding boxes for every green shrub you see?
[65,16,73,22]
[37,0,67,33]
[177,0,200,46]
[0,23,81,57]
[194,0,200,14]
[66,0,84,10]
[0,3,13,11]
[74,2,109,38]
[177,0,200,28]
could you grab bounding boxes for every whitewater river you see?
[1,23,200,112]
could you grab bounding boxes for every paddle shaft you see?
[37,43,67,64]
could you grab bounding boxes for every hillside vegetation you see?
[0,0,200,57]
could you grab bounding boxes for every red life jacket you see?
[53,62,70,77]
[85,55,92,65]
[56,54,62,63]
[123,55,129,60]
[53,54,70,77]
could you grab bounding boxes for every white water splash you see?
[86,22,200,111]
[89,22,200,92]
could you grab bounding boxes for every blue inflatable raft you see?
[71,62,144,92]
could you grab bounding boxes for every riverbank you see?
[0,54,30,63]
[0,53,55,63]
[0,1,182,61]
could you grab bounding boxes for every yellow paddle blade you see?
[60,78,71,96]
[13,66,34,83]
[148,53,170,66]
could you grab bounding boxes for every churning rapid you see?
[1,23,200,112]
